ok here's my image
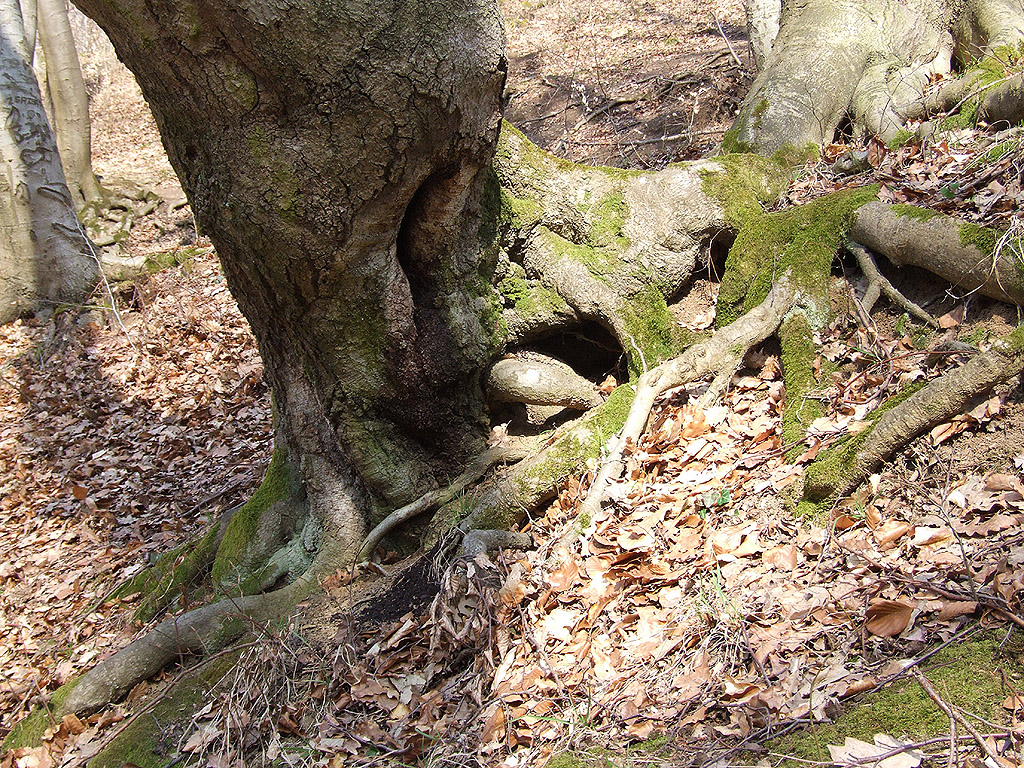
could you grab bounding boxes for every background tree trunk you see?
[34,0,104,207]
[728,0,1024,152]
[0,0,95,324]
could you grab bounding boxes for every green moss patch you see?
[890,204,939,223]
[87,653,240,768]
[715,186,879,328]
[114,523,222,622]
[779,313,823,452]
[767,630,1024,766]
[211,448,297,589]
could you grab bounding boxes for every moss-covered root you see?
[356,436,538,563]
[576,274,798,534]
[806,325,1024,499]
[113,520,225,623]
[449,382,639,538]
[58,572,316,717]
[83,652,240,768]
[211,447,309,596]
[851,202,1024,306]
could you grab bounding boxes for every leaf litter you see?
[0,251,272,748]
[108,315,1024,768]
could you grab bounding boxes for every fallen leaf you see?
[865,600,914,637]
[828,735,923,768]
[874,520,913,548]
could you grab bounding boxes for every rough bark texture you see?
[73,0,508,552]
[0,0,95,323]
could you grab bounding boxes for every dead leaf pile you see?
[0,250,272,736]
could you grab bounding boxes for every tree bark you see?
[73,0,508,552]
[728,0,1024,152]
[0,0,95,324]
[35,0,104,206]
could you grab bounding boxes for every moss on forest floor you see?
[541,629,1024,768]
[766,629,1024,765]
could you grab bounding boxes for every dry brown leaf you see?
[1003,694,1024,711]
[874,520,913,548]
[985,473,1024,495]
[937,600,977,620]
[828,735,923,768]
[762,544,799,571]
[865,599,914,637]
[937,305,965,328]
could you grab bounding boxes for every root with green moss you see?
[852,203,1024,306]
[58,553,329,717]
[357,436,538,563]
[805,325,1024,499]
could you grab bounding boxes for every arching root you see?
[851,202,1024,306]
[572,274,798,545]
[805,325,1024,500]
[847,241,939,328]
[357,438,538,563]
[57,552,334,717]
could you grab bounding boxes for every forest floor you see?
[3,1,1024,767]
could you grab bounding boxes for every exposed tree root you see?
[851,202,1024,306]
[574,274,798,539]
[357,438,538,563]
[57,544,339,716]
[487,351,602,410]
[805,325,1024,499]
[847,241,939,328]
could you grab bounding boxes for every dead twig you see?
[913,669,1004,763]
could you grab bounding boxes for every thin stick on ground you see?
[847,241,938,328]
[913,669,1004,764]
[568,274,798,550]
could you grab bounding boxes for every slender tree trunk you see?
[35,0,103,206]
[0,0,95,324]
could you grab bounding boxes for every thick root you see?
[487,351,602,409]
[851,202,1024,306]
[805,325,1024,499]
[59,566,322,716]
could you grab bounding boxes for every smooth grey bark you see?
[35,0,103,206]
[0,0,95,323]
[729,0,1024,152]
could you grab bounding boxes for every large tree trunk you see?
[0,0,96,324]
[729,0,1024,152]
[73,0,508,552]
